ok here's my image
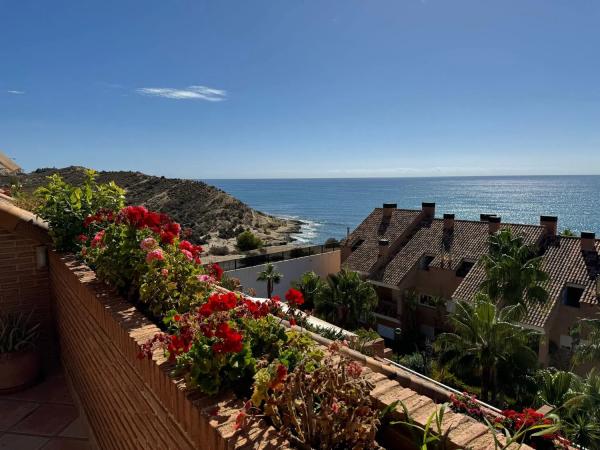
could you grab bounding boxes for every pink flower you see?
[91,230,105,248]
[180,249,193,261]
[197,274,214,283]
[146,248,164,263]
[140,237,157,251]
[161,268,169,278]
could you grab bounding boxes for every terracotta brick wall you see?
[48,252,289,450]
[0,225,54,365]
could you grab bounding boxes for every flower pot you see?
[0,350,41,393]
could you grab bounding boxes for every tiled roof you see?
[454,236,600,329]
[377,219,543,286]
[344,208,421,273]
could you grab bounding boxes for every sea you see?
[204,176,600,245]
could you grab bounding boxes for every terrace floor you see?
[0,364,93,450]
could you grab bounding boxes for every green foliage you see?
[315,269,378,330]
[34,170,124,251]
[324,237,339,248]
[398,351,432,377]
[571,318,600,366]
[481,228,549,308]
[560,229,575,237]
[86,224,148,293]
[393,402,453,450]
[180,336,256,396]
[535,368,578,409]
[256,262,282,298]
[434,296,539,403]
[277,330,324,373]
[236,230,263,251]
[0,311,40,353]
[219,273,241,291]
[302,322,346,340]
[290,271,325,310]
[243,314,288,360]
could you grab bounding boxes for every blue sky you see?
[1,0,599,178]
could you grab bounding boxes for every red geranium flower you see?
[285,288,304,307]
[210,263,224,281]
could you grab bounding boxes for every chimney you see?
[378,239,390,259]
[480,214,492,222]
[540,215,558,237]
[443,213,455,231]
[422,202,435,220]
[581,232,596,252]
[488,216,501,234]
[382,203,396,220]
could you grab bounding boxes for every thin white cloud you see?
[6,90,25,95]
[136,85,226,101]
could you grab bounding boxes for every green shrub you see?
[34,170,125,251]
[209,245,229,256]
[236,230,263,251]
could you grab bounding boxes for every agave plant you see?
[0,312,40,354]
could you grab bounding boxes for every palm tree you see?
[290,271,325,310]
[572,318,600,366]
[563,370,600,449]
[256,263,282,299]
[434,295,539,403]
[481,228,549,308]
[315,269,378,330]
[536,368,578,409]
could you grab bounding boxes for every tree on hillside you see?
[315,269,378,330]
[291,271,325,310]
[256,263,282,299]
[481,229,549,308]
[434,295,538,403]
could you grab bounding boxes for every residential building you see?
[342,202,600,366]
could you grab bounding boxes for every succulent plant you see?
[0,312,40,353]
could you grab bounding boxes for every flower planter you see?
[0,350,41,393]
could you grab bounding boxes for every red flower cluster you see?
[198,292,239,317]
[450,392,485,419]
[179,240,203,264]
[285,288,304,307]
[91,230,105,248]
[209,263,224,281]
[83,208,116,228]
[137,327,194,362]
[116,205,181,244]
[242,298,276,319]
[497,408,552,429]
[211,322,243,354]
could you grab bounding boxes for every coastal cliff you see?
[1,166,301,253]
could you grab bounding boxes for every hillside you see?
[1,166,301,253]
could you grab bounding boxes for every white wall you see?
[226,250,341,298]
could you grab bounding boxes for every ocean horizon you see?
[204,175,600,244]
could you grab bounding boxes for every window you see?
[419,255,435,270]
[351,239,364,252]
[456,261,475,278]
[419,294,436,308]
[560,335,573,350]
[562,285,584,308]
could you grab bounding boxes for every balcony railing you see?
[218,242,340,271]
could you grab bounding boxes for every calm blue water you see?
[204,176,600,244]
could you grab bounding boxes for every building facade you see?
[342,202,600,366]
